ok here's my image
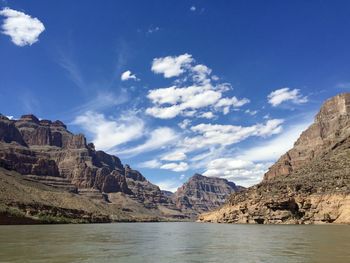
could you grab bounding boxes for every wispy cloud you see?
[118,127,179,156]
[160,162,189,172]
[73,110,145,152]
[58,53,86,91]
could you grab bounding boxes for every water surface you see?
[0,222,349,263]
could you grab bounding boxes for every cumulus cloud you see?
[147,54,249,119]
[121,70,138,81]
[118,127,179,156]
[0,7,45,46]
[190,6,196,11]
[146,86,225,119]
[73,111,144,152]
[151,53,194,78]
[268,88,308,107]
[160,162,189,172]
[178,119,191,129]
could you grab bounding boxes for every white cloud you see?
[206,158,254,170]
[151,53,193,78]
[191,64,211,84]
[156,180,181,192]
[121,70,138,81]
[268,87,308,107]
[236,120,311,162]
[139,159,162,169]
[73,111,144,152]
[203,118,312,187]
[203,159,271,187]
[118,127,179,156]
[190,6,196,11]
[183,119,284,151]
[178,119,191,129]
[215,96,250,114]
[160,162,189,172]
[146,88,223,119]
[211,75,219,81]
[147,55,249,119]
[245,109,258,116]
[162,151,186,161]
[199,111,215,119]
[0,7,45,46]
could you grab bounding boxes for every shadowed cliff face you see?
[173,174,242,216]
[199,93,350,224]
[0,114,178,213]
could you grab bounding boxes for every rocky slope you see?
[0,114,185,223]
[199,93,350,224]
[173,174,242,217]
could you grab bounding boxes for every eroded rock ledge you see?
[199,94,350,224]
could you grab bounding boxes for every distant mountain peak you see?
[173,173,242,216]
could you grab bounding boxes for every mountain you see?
[0,114,185,223]
[172,174,242,217]
[199,93,350,224]
[0,114,242,224]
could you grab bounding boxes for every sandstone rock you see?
[0,113,184,219]
[199,93,350,224]
[264,93,350,181]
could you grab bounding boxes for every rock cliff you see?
[0,113,244,223]
[199,93,350,224]
[0,114,184,222]
[173,174,242,216]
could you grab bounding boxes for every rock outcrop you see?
[199,93,350,224]
[0,114,185,222]
[264,93,350,181]
[173,174,242,216]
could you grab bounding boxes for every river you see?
[0,222,349,263]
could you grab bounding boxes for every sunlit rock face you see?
[264,93,350,181]
[0,114,175,206]
[199,93,350,224]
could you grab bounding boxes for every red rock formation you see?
[0,114,178,212]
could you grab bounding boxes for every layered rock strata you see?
[199,94,350,224]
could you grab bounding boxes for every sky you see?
[1,0,350,192]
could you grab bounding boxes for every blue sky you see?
[1,0,350,191]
